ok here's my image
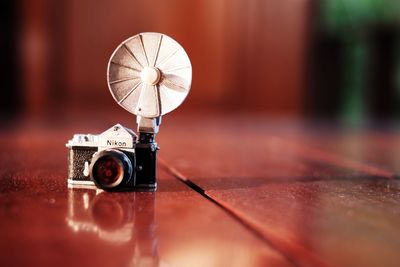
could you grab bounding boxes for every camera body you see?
[66,124,157,191]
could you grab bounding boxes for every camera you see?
[66,32,192,191]
[66,124,157,191]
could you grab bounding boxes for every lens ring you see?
[90,149,133,189]
[92,156,124,187]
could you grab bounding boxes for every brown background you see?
[18,0,310,117]
[2,0,399,122]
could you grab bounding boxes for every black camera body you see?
[66,124,157,191]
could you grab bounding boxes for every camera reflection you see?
[66,188,160,266]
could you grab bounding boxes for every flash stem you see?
[136,116,162,135]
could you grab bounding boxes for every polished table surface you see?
[1,112,400,267]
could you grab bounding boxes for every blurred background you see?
[1,0,400,125]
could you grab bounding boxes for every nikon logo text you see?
[107,140,127,147]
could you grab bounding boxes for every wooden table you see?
[1,112,399,267]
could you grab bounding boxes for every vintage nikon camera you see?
[66,32,192,191]
[66,124,157,190]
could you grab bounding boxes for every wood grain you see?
[2,113,400,267]
[0,123,293,267]
[159,114,400,267]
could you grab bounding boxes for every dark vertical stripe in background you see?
[0,1,22,119]
[307,0,400,123]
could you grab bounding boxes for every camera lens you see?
[93,156,123,186]
[90,149,133,189]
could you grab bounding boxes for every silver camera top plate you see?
[98,124,137,151]
[66,134,98,148]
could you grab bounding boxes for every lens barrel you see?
[90,149,133,189]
